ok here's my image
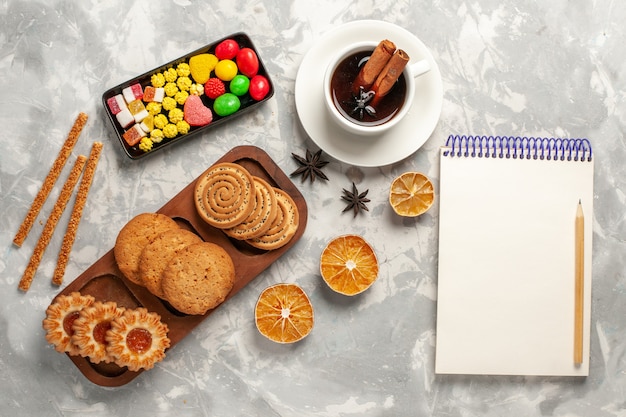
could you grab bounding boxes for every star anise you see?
[341,182,370,217]
[290,149,329,183]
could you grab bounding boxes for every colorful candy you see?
[215,39,239,60]
[236,48,259,78]
[189,54,218,84]
[122,83,143,103]
[107,94,126,115]
[229,75,250,96]
[249,75,270,101]
[205,78,226,99]
[183,95,213,126]
[116,108,135,129]
[122,124,146,146]
[109,38,271,153]
[213,93,241,117]
[214,59,238,82]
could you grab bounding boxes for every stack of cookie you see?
[194,162,299,250]
[42,292,170,372]
[113,212,236,315]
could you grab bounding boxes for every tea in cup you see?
[323,40,430,136]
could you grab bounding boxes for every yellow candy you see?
[176,62,191,77]
[162,97,177,111]
[215,59,238,81]
[177,76,192,91]
[174,90,189,105]
[163,123,178,138]
[154,114,168,129]
[189,53,218,84]
[150,129,164,143]
[139,137,153,152]
[189,83,204,96]
[146,102,162,115]
[151,73,165,88]
[164,68,178,82]
[164,82,178,97]
[141,114,154,131]
[168,108,184,124]
[176,120,190,135]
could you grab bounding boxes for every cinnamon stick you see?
[370,49,410,107]
[352,39,396,94]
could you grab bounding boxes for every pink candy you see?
[122,83,143,103]
[106,94,126,115]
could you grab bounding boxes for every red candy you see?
[236,48,259,78]
[249,75,270,101]
[215,39,239,60]
[205,78,226,99]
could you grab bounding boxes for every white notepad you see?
[435,135,594,376]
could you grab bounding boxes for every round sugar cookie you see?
[71,301,126,364]
[138,228,203,299]
[224,176,278,240]
[42,292,95,356]
[114,213,179,286]
[161,242,235,315]
[247,188,299,250]
[194,162,255,229]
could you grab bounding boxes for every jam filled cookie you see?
[42,292,95,355]
[105,308,170,372]
[71,301,126,364]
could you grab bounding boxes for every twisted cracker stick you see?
[13,112,88,247]
[18,155,87,292]
[52,142,103,286]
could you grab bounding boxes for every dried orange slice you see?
[320,235,379,295]
[389,172,434,217]
[255,283,314,343]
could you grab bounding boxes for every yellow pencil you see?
[574,200,584,365]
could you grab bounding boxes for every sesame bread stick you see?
[18,155,87,292]
[13,112,88,247]
[52,142,103,286]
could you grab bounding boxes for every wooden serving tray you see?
[53,145,308,387]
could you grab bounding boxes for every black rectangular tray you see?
[102,32,274,159]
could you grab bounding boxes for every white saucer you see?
[295,20,443,167]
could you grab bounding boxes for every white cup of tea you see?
[323,41,430,136]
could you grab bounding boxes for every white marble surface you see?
[1,0,625,416]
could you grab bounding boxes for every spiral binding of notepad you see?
[443,135,593,162]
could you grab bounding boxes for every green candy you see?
[229,75,250,96]
[213,93,241,116]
